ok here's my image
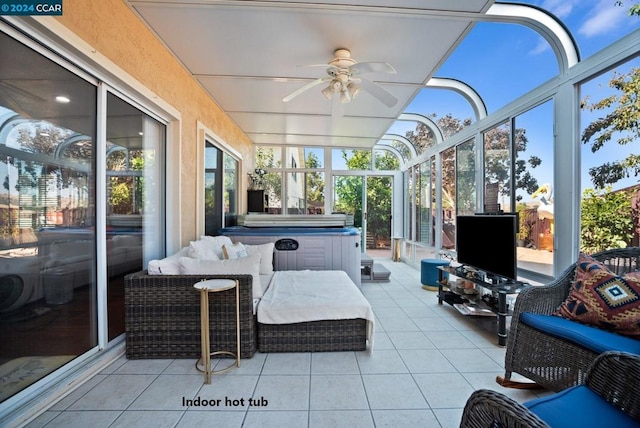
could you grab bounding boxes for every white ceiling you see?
[127,0,495,149]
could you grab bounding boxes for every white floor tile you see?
[176,410,245,427]
[372,331,395,350]
[39,411,122,428]
[387,331,436,350]
[129,374,204,410]
[252,375,310,410]
[110,410,184,428]
[433,407,465,428]
[356,349,409,374]
[48,374,108,411]
[362,374,429,410]
[262,352,311,375]
[423,331,477,349]
[309,410,374,428]
[413,373,475,408]
[440,348,504,373]
[377,316,420,332]
[310,375,369,410]
[67,374,157,410]
[371,409,440,427]
[311,352,359,374]
[244,410,309,428]
[398,349,457,373]
[113,358,173,374]
[187,374,259,410]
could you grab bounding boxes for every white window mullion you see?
[95,83,108,350]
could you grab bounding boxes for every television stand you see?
[436,265,529,346]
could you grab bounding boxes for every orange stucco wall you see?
[54,0,254,243]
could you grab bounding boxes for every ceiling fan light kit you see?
[283,48,397,107]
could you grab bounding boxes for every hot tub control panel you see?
[275,238,299,251]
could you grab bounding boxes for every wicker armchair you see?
[503,247,640,392]
[461,351,640,427]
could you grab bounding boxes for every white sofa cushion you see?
[245,242,275,275]
[178,252,264,299]
[147,247,190,275]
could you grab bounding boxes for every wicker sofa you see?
[124,271,257,359]
[503,247,640,392]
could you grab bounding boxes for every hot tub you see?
[219,226,362,286]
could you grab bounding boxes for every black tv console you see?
[436,265,529,346]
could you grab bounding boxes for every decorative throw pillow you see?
[553,253,640,338]
[178,252,264,299]
[222,242,248,259]
[245,242,275,274]
[187,235,232,260]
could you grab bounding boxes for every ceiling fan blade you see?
[282,77,330,102]
[350,62,396,75]
[300,64,339,69]
[358,77,398,107]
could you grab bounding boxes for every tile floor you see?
[25,260,548,428]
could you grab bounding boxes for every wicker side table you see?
[194,279,240,384]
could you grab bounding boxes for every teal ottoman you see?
[421,259,449,291]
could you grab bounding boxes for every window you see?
[514,101,554,276]
[374,149,400,170]
[223,153,238,227]
[204,142,238,234]
[484,122,512,213]
[579,57,640,254]
[456,139,476,216]
[442,147,456,249]
[418,161,431,245]
[286,172,325,214]
[332,149,371,170]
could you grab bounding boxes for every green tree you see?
[333,150,394,248]
[107,149,145,214]
[255,147,282,209]
[580,186,636,253]
[333,150,369,226]
[581,67,640,189]
[305,151,324,211]
[405,115,540,207]
[582,3,639,188]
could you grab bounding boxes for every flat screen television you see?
[455,214,518,281]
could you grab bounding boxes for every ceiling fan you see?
[282,48,398,108]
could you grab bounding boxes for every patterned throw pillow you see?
[554,253,640,338]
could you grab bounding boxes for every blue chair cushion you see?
[520,313,640,355]
[524,385,638,428]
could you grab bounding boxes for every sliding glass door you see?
[0,28,167,404]
[332,174,392,256]
[105,93,165,340]
[0,30,98,402]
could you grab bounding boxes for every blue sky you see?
[387,0,639,199]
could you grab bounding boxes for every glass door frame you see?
[331,170,396,253]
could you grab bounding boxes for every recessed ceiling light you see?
[55,96,70,103]
[138,132,144,136]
